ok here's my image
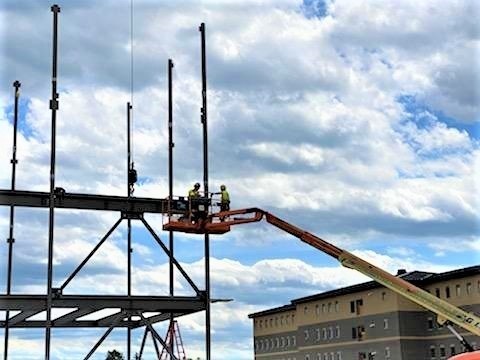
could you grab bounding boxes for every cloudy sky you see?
[0,0,479,359]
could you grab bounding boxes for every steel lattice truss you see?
[1,4,213,360]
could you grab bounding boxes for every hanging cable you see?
[130,0,134,166]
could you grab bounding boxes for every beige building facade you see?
[249,266,480,360]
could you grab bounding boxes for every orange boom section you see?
[164,207,480,345]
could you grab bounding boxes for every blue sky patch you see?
[4,97,35,139]
[397,94,479,140]
[301,0,329,19]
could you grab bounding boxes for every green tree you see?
[105,349,124,360]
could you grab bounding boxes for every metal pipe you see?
[138,327,149,359]
[140,218,201,295]
[168,58,175,359]
[137,313,177,360]
[83,311,126,360]
[199,22,211,360]
[59,218,123,291]
[151,330,161,359]
[4,80,21,360]
[127,101,133,360]
[45,5,60,359]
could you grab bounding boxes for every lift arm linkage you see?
[208,208,480,337]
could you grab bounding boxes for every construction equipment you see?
[159,320,187,360]
[164,207,480,356]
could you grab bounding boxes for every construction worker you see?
[218,184,230,212]
[188,182,201,222]
[188,182,201,199]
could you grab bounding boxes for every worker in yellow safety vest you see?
[218,184,230,212]
[188,183,200,199]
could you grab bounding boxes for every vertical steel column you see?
[127,101,133,360]
[168,58,175,360]
[4,80,21,360]
[199,22,211,360]
[45,5,60,360]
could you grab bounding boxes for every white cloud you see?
[0,0,478,358]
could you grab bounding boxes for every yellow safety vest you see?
[221,190,230,203]
[189,189,199,198]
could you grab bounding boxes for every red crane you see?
[159,320,187,360]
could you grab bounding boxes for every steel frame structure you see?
[1,5,212,360]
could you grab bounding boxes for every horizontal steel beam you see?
[0,190,188,214]
[0,295,205,328]
[0,294,204,311]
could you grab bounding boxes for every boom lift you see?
[164,205,480,357]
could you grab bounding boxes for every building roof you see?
[248,265,479,319]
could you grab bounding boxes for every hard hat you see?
[194,182,200,188]
[220,184,226,190]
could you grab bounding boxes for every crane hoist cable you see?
[127,0,137,194]
[130,0,134,164]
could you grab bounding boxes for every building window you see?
[445,286,450,298]
[356,326,365,341]
[292,335,296,346]
[292,314,295,324]
[384,318,389,329]
[286,315,289,325]
[316,304,320,316]
[322,327,327,340]
[428,317,434,330]
[385,347,391,359]
[336,352,342,360]
[330,353,334,360]
[281,337,285,348]
[467,282,472,295]
[323,354,328,360]
[275,317,278,326]
[440,345,446,358]
[335,325,340,338]
[304,330,309,341]
[358,352,366,360]
[316,354,321,360]
[381,291,387,300]
[322,304,326,313]
[352,327,357,339]
[270,318,273,327]
[287,336,290,347]
[430,346,436,359]
[259,320,263,328]
[316,328,321,341]
[435,288,440,298]
[281,316,284,325]
[305,355,310,360]
[450,345,456,356]
[335,301,339,312]
[276,338,280,348]
[456,284,461,296]
[328,302,332,313]
[328,326,333,339]
[350,299,363,315]
[304,306,308,314]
